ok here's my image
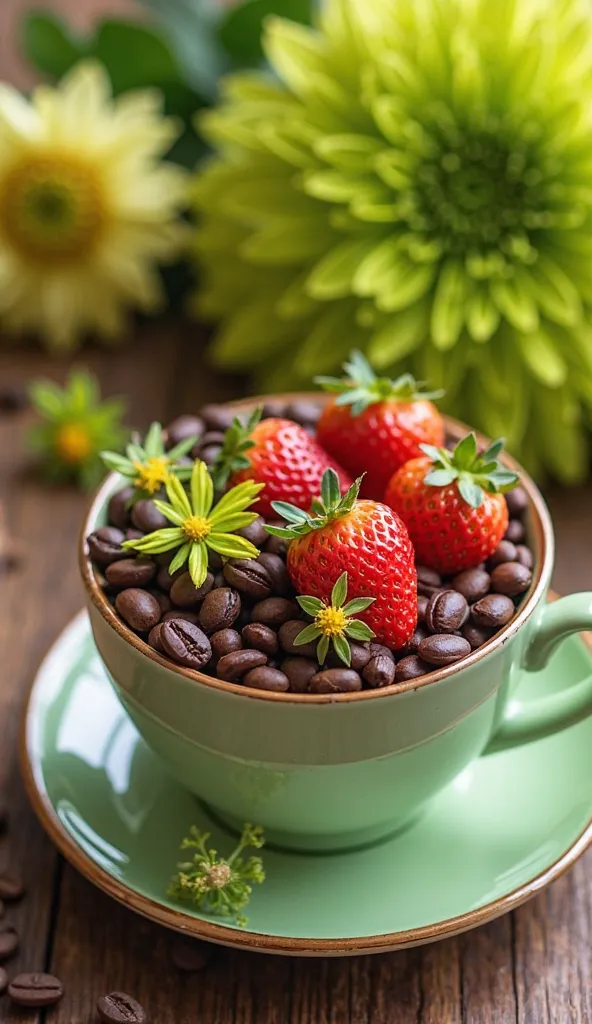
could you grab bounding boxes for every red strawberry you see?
[268,469,417,650]
[315,351,444,500]
[384,434,519,574]
[214,410,351,518]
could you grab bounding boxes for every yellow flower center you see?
[133,456,170,495]
[55,422,93,464]
[0,155,104,264]
[315,606,348,637]
[183,514,212,542]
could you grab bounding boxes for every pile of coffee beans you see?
[87,402,535,694]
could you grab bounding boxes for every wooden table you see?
[0,327,591,1023]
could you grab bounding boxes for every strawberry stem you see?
[421,434,519,509]
[265,469,364,540]
[315,350,444,415]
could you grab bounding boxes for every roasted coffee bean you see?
[165,414,203,449]
[505,486,528,518]
[452,567,491,604]
[131,499,168,533]
[396,656,430,681]
[200,430,226,448]
[147,589,172,615]
[0,926,19,961]
[416,565,442,597]
[262,399,287,419]
[97,992,147,1023]
[208,550,223,571]
[161,619,212,669]
[163,609,200,625]
[418,634,471,666]
[515,544,534,569]
[369,642,395,663]
[363,654,396,688]
[284,400,321,425]
[108,486,134,530]
[264,524,290,558]
[212,572,226,589]
[199,587,241,633]
[488,540,517,567]
[125,529,144,542]
[171,570,214,608]
[115,589,161,632]
[224,558,272,599]
[211,629,242,661]
[0,875,25,902]
[417,594,429,622]
[87,526,126,567]
[490,561,532,596]
[256,552,292,596]
[281,657,318,693]
[105,558,156,589]
[243,666,290,691]
[505,519,525,543]
[401,622,430,656]
[148,622,164,652]
[171,938,212,972]
[462,623,494,649]
[8,973,63,1008]
[0,967,7,994]
[199,444,222,466]
[426,590,469,633]
[155,565,182,592]
[201,403,236,432]
[250,597,299,627]
[237,516,267,547]
[309,668,362,693]
[471,593,515,628]
[242,622,279,657]
[279,619,319,657]
[327,643,371,671]
[217,649,268,681]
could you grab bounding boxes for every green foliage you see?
[421,435,519,509]
[218,0,314,62]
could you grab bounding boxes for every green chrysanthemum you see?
[192,0,592,481]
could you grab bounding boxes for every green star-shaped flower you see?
[294,571,376,666]
[100,421,198,503]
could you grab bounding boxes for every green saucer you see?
[22,612,592,956]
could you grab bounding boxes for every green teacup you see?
[81,401,592,852]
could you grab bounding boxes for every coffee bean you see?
[401,622,430,657]
[279,620,319,657]
[281,657,318,692]
[488,540,517,567]
[256,552,293,596]
[505,486,528,518]
[171,570,214,608]
[131,499,168,533]
[148,622,164,651]
[264,524,290,559]
[217,649,268,682]
[208,550,223,572]
[156,565,183,592]
[224,558,272,599]
[0,967,6,994]
[199,444,222,466]
[126,529,144,542]
[108,487,134,530]
[309,668,362,693]
[327,642,371,671]
[0,875,25,901]
[363,654,396,688]
[97,992,147,1023]
[505,519,525,543]
[490,561,532,597]
[369,642,395,663]
[171,937,212,972]
[250,597,299,627]
[418,634,472,666]
[284,400,321,425]
[262,399,287,419]
[462,623,494,649]
[165,414,203,449]
[162,609,200,625]
[199,588,241,633]
[471,594,515,628]
[8,973,63,1008]
[201,403,236,432]
[87,526,127,567]
[417,594,429,622]
[237,516,267,547]
[515,544,534,569]
[161,619,212,669]
[115,589,161,632]
[416,565,442,597]
[452,567,491,604]
[242,623,279,657]
[213,572,226,589]
[0,926,19,961]
[105,558,156,589]
[147,589,172,615]
[243,666,290,691]
[395,655,430,682]
[426,590,469,633]
[211,629,242,661]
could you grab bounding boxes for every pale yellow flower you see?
[0,61,187,350]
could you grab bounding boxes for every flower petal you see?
[188,543,208,588]
[191,460,214,518]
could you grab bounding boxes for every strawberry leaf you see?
[458,477,484,508]
[424,469,457,487]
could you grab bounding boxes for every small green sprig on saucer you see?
[294,571,376,667]
[124,459,264,586]
[100,421,198,503]
[169,823,265,928]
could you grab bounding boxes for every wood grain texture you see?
[0,334,591,1023]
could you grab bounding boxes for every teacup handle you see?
[485,593,592,754]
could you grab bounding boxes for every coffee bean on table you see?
[462,623,494,649]
[108,486,134,530]
[0,874,25,901]
[309,668,362,693]
[211,628,243,661]
[471,593,515,628]
[281,657,318,693]
[417,594,429,622]
[250,597,299,627]
[171,937,212,972]
[515,545,534,569]
[199,588,241,633]
[217,649,268,682]
[418,634,472,666]
[395,655,430,682]
[452,567,491,604]
[426,590,469,633]
[363,653,396,688]
[131,499,168,533]
[243,666,290,691]
[87,526,127,567]
[160,619,212,669]
[416,565,442,597]
[105,558,156,589]
[505,519,525,543]
[8,973,63,1008]
[242,623,279,657]
[97,992,147,1023]
[490,562,532,597]
[256,552,293,596]
[170,570,214,608]
[224,558,273,600]
[505,486,528,518]
[115,589,161,633]
[237,516,268,548]
[488,540,517,568]
[279,620,319,657]
[165,414,204,449]
[0,926,18,961]
[0,966,7,994]
[148,623,164,651]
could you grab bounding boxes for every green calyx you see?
[265,468,362,541]
[421,433,519,509]
[294,572,376,667]
[210,407,262,491]
[315,350,444,416]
